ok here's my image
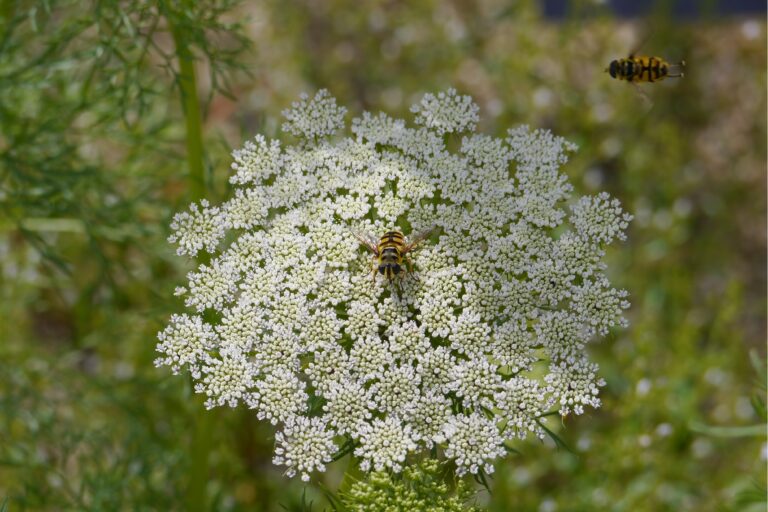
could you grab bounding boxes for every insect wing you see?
[403,226,436,254]
[630,82,653,110]
[628,30,653,58]
[350,229,379,255]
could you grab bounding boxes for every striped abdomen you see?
[608,56,671,83]
[376,231,405,280]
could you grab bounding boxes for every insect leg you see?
[391,280,402,300]
[404,255,419,281]
[370,256,378,285]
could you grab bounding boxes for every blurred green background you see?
[1,1,765,510]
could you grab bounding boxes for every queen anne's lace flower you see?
[354,416,419,472]
[495,377,553,440]
[282,89,347,139]
[370,364,422,415]
[194,351,259,409]
[168,200,225,257]
[443,412,506,476]
[273,416,337,482]
[155,314,217,378]
[411,88,479,134]
[157,89,632,481]
[545,357,606,416]
[323,379,375,437]
[448,357,502,410]
[230,135,283,185]
[406,391,452,448]
[251,366,308,425]
[184,260,238,312]
[571,192,633,245]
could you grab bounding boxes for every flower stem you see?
[168,9,213,512]
[337,455,363,495]
[0,0,15,26]
[171,13,206,203]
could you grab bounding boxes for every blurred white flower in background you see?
[156,88,632,481]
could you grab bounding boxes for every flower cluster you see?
[341,458,479,511]
[157,89,631,481]
[410,88,479,134]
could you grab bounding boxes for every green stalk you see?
[0,0,15,26]
[171,15,206,203]
[169,11,213,512]
[337,453,363,495]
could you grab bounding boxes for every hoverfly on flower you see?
[351,228,436,285]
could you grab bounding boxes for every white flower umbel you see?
[168,200,225,257]
[251,366,308,425]
[410,88,479,134]
[322,379,375,437]
[443,412,506,476]
[155,313,216,378]
[354,416,418,472]
[157,88,632,481]
[282,89,347,139]
[230,135,283,186]
[195,351,258,410]
[370,364,422,415]
[495,377,553,441]
[571,192,633,245]
[448,357,502,410]
[273,416,337,482]
[405,391,452,449]
[545,358,606,416]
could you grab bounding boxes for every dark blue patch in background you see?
[543,0,765,19]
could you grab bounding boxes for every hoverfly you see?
[605,33,685,107]
[605,54,685,83]
[351,227,436,286]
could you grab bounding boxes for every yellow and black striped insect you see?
[606,55,685,83]
[351,228,435,285]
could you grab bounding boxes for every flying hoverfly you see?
[351,228,436,286]
[605,54,685,83]
[605,34,685,106]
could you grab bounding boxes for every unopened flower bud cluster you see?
[157,89,632,481]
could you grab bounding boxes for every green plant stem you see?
[186,395,214,512]
[169,11,213,512]
[337,455,363,496]
[0,0,15,27]
[171,15,206,203]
